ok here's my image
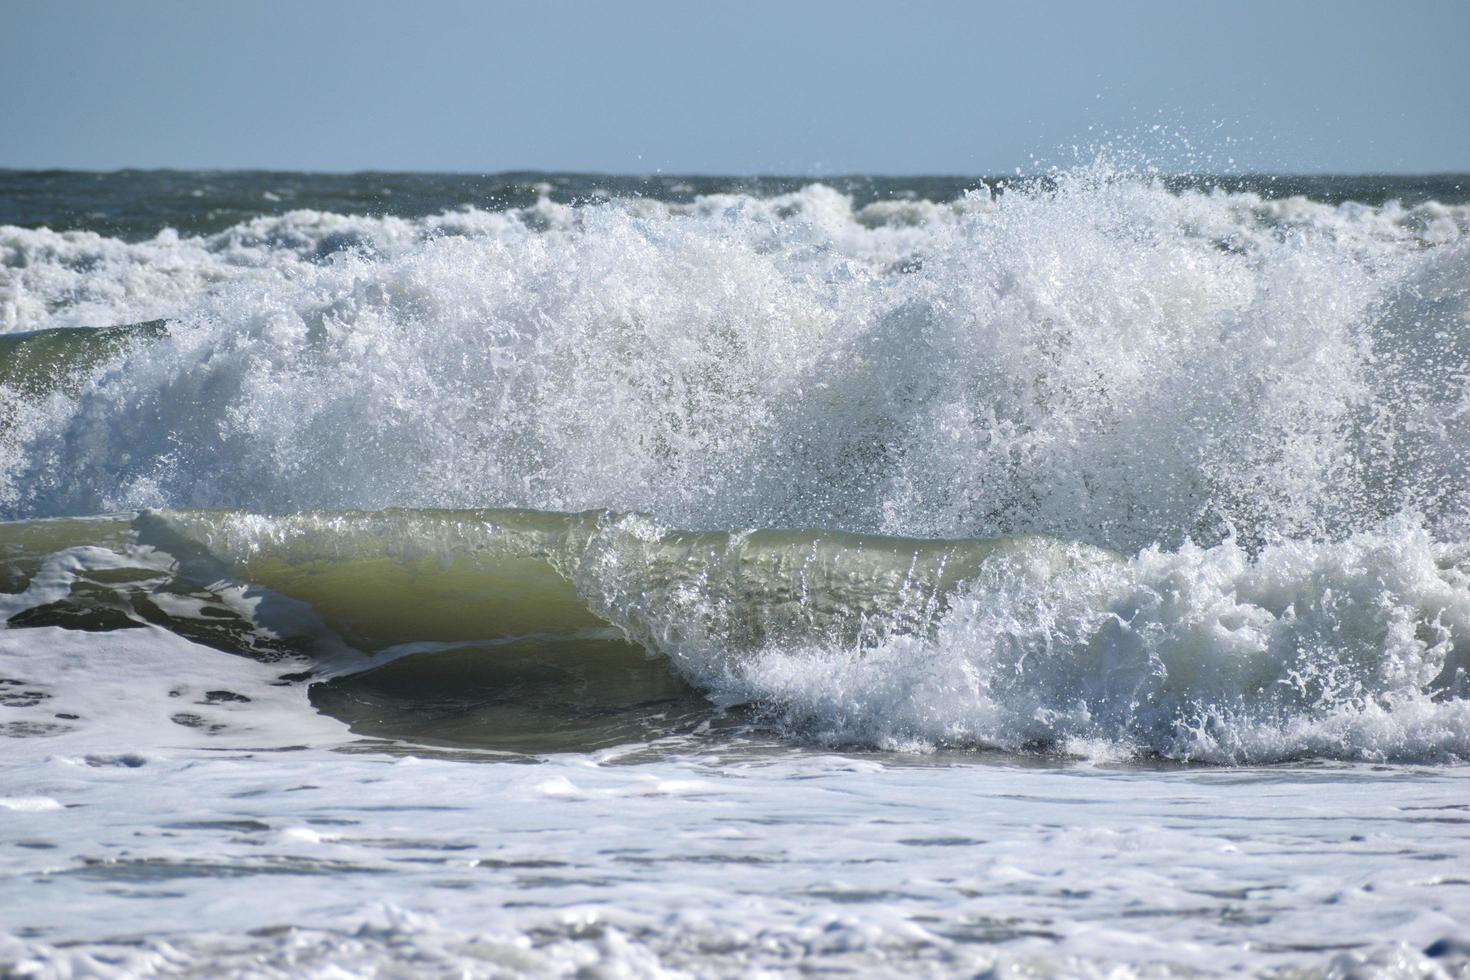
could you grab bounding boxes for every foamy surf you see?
[3,167,1470,977]
[0,507,1465,765]
[3,167,1468,554]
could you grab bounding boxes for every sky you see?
[3,0,1467,175]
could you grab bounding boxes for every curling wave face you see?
[3,166,1470,762]
[0,508,1466,763]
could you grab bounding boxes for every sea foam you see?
[4,166,1470,761]
[666,520,1470,762]
[4,167,1468,557]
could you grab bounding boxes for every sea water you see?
[1,167,1469,977]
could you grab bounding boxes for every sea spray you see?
[693,519,1470,761]
[3,166,1468,555]
[6,168,1470,976]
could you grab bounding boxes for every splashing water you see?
[4,165,1468,553]
[6,166,1470,978]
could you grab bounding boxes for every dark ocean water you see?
[2,168,1465,240]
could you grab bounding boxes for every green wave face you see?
[148,508,1098,654]
[4,507,1468,763]
[0,322,170,461]
[3,508,1083,754]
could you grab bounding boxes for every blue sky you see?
[4,0,1467,174]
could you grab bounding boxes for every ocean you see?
[2,166,1469,977]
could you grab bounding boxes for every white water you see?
[588,518,1470,763]
[4,628,1470,979]
[8,508,1469,764]
[5,169,1470,976]
[5,171,1470,551]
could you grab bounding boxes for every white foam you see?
[0,625,347,754]
[617,520,1470,762]
[3,169,1468,558]
[2,599,1467,976]
[0,796,61,812]
[2,735,1468,978]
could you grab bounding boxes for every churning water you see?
[2,167,1469,977]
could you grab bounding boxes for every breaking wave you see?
[0,509,1465,763]
[3,164,1470,762]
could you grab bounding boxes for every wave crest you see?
[3,169,1469,555]
[704,519,1470,762]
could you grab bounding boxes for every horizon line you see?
[3,166,1467,181]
